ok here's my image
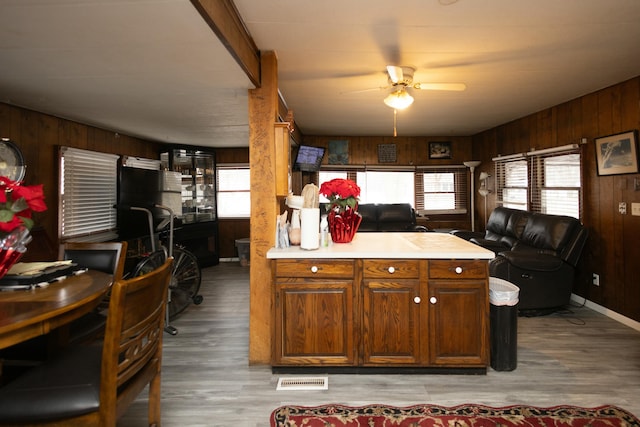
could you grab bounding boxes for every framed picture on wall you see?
[328,139,349,164]
[377,144,397,163]
[429,141,452,159]
[595,130,639,176]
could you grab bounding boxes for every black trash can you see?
[235,238,250,267]
[489,277,519,371]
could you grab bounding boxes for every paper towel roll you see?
[300,208,320,250]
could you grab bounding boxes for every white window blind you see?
[60,147,119,241]
[121,156,161,170]
[529,150,581,218]
[494,145,582,219]
[217,164,250,218]
[416,166,467,213]
[495,156,528,210]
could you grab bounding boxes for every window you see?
[60,147,119,241]
[416,167,468,213]
[530,152,581,218]
[495,145,582,219]
[356,171,414,204]
[319,168,467,214]
[217,165,250,218]
[319,170,414,205]
[495,156,528,210]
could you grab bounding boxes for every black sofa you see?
[356,203,429,232]
[452,207,588,312]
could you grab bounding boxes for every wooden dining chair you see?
[0,257,173,426]
[60,241,128,281]
[61,241,128,343]
[0,241,129,369]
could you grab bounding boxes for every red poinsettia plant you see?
[319,178,360,212]
[0,177,47,234]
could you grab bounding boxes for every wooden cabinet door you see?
[428,279,488,366]
[361,259,422,365]
[362,278,421,365]
[274,122,291,197]
[274,280,355,365]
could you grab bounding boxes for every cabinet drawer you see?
[363,259,420,279]
[428,260,487,279]
[275,259,354,278]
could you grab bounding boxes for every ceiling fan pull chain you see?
[393,109,398,137]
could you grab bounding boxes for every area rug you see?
[270,403,640,426]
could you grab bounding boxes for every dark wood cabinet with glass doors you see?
[161,148,219,267]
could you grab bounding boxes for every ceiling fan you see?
[379,65,466,110]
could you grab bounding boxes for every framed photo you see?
[328,139,349,164]
[595,130,639,176]
[429,141,452,159]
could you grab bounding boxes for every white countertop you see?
[266,232,495,260]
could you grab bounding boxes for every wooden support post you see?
[248,51,279,363]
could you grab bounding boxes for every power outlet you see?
[592,273,600,286]
[619,202,627,215]
[632,203,640,216]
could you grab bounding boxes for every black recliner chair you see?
[453,207,588,312]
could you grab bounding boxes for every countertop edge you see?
[266,232,495,260]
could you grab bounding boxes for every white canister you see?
[300,208,320,250]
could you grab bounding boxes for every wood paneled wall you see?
[472,76,640,322]
[303,135,473,167]
[301,135,475,230]
[216,147,249,164]
[0,102,162,260]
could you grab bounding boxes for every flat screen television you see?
[294,145,325,172]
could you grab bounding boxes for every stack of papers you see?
[1,261,85,290]
[7,261,74,277]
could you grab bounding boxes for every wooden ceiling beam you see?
[190,0,261,87]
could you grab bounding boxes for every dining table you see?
[0,270,113,350]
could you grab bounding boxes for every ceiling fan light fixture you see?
[384,88,414,110]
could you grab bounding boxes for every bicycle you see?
[116,204,203,335]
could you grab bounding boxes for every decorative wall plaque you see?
[377,144,397,163]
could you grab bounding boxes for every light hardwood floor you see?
[117,262,640,427]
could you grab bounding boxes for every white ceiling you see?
[1,0,640,148]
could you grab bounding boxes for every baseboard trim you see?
[272,366,487,375]
[570,293,640,332]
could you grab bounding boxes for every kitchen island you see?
[267,232,495,373]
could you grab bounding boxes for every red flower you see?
[319,178,360,212]
[0,216,24,233]
[0,177,47,234]
[11,183,47,213]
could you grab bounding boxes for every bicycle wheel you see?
[132,249,167,277]
[168,246,202,320]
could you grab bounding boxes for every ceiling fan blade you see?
[386,65,403,84]
[413,82,467,91]
[340,86,387,95]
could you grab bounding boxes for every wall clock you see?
[0,138,26,181]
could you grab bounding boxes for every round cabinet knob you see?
[429,296,437,304]
[413,296,421,304]
[455,266,463,274]
[310,266,318,273]
[388,266,395,274]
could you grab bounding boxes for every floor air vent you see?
[276,376,328,391]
